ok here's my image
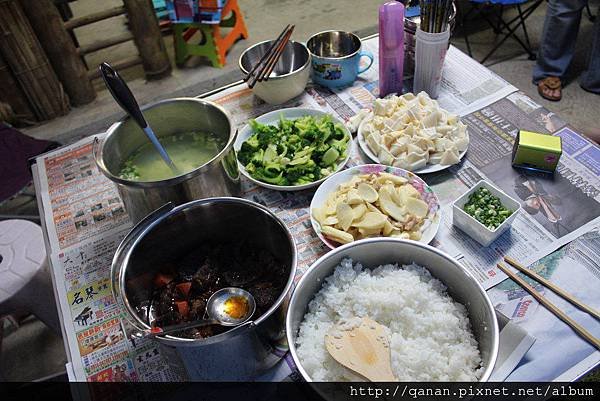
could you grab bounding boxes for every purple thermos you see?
[379,1,405,97]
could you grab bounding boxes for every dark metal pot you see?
[111,198,297,380]
[94,98,241,224]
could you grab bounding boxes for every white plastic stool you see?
[0,220,60,334]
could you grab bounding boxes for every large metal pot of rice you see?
[286,238,498,382]
[112,197,297,380]
[94,98,241,224]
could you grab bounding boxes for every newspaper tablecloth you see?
[32,37,600,382]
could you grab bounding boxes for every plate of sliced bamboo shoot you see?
[310,164,441,248]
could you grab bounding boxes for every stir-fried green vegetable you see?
[463,187,513,230]
[237,114,350,186]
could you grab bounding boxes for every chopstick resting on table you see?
[503,256,600,321]
[496,262,600,351]
[245,25,295,89]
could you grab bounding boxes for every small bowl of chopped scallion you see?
[452,181,521,246]
[234,108,352,191]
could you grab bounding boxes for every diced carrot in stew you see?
[176,282,192,298]
[175,301,190,318]
[153,273,173,288]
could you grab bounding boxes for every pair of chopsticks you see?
[497,256,600,350]
[419,0,453,33]
[244,25,295,89]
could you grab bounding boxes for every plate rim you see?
[309,163,442,249]
[234,107,352,191]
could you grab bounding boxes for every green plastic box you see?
[511,130,562,172]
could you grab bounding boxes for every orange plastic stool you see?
[173,0,248,67]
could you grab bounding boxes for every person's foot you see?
[537,76,562,101]
[584,127,600,144]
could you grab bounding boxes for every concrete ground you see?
[21,0,391,144]
[21,0,600,144]
[2,0,599,382]
[0,317,66,382]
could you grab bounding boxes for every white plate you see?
[234,108,352,191]
[357,115,468,174]
[309,164,442,249]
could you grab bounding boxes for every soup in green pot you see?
[119,131,224,181]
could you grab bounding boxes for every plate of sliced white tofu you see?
[357,91,469,174]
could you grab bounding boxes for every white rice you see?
[295,258,483,381]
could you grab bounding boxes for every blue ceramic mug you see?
[307,30,374,88]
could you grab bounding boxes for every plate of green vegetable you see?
[234,108,352,190]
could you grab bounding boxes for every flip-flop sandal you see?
[537,77,562,101]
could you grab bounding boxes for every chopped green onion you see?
[463,187,513,230]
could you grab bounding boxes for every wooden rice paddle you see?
[325,317,396,381]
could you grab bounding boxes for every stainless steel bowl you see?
[94,97,240,224]
[286,238,499,382]
[239,40,311,105]
[112,197,297,380]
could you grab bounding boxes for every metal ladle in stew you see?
[133,287,256,339]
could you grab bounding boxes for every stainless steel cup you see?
[111,198,297,380]
[306,30,374,88]
[94,97,240,224]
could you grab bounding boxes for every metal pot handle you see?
[92,125,119,172]
[92,136,103,169]
[111,202,175,318]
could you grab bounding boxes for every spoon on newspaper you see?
[325,317,396,381]
[99,62,179,174]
